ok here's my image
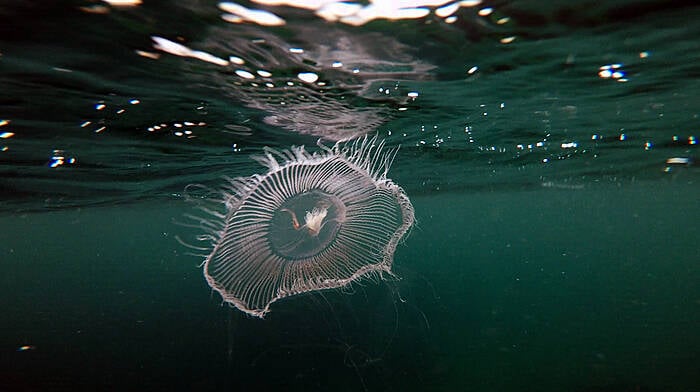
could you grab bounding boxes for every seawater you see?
[0,1,698,391]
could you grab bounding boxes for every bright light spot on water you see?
[0,132,14,139]
[478,7,493,16]
[640,51,650,58]
[147,121,206,136]
[49,150,77,168]
[407,92,419,98]
[79,4,110,14]
[500,36,516,44]
[436,3,459,18]
[316,2,363,22]
[690,136,697,145]
[497,17,510,24]
[332,61,343,67]
[0,120,9,127]
[219,2,286,26]
[129,99,140,105]
[103,0,142,6]
[298,72,319,83]
[235,69,256,79]
[151,36,190,56]
[561,142,578,149]
[135,50,160,60]
[257,70,272,77]
[619,134,626,141]
[467,66,478,74]
[317,0,447,25]
[666,157,690,164]
[599,64,627,81]
[221,13,243,23]
[152,36,229,66]
[191,51,229,66]
[289,48,304,54]
[445,16,457,23]
[229,56,245,65]
[95,104,106,110]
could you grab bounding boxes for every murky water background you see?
[0,1,698,391]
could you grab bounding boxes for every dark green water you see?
[0,1,698,391]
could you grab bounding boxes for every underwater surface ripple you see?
[0,0,697,210]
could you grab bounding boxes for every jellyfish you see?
[195,136,414,318]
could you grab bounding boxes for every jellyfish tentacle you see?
[303,206,328,236]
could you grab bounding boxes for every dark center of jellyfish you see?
[269,189,346,260]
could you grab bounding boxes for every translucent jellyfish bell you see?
[197,136,414,318]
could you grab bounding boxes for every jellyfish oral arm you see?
[303,207,328,236]
[280,206,329,236]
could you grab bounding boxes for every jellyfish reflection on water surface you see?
[194,136,414,318]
